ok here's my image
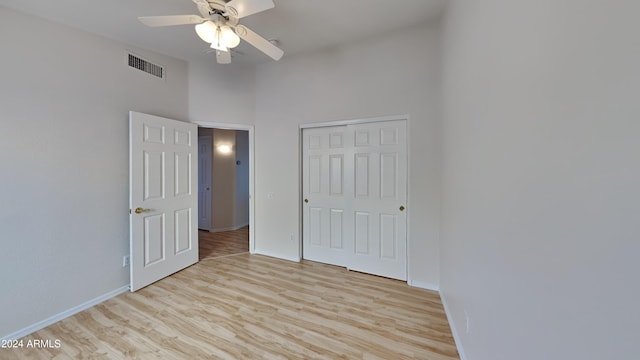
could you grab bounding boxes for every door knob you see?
[304,199,309,203]
[134,207,150,214]
[399,205,405,211]
[205,187,210,191]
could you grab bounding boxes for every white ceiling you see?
[0,0,447,64]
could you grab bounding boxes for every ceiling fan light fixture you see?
[195,21,217,43]
[210,42,229,52]
[221,26,241,48]
[210,25,228,51]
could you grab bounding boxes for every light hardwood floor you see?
[4,254,459,359]
[199,227,249,260]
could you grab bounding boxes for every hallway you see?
[199,227,249,260]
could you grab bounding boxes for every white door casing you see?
[129,111,198,292]
[198,135,212,231]
[302,120,407,280]
[192,121,255,254]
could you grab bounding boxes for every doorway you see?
[195,122,254,259]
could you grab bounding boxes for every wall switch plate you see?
[123,255,130,267]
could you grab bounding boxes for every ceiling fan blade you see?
[225,0,274,18]
[138,15,206,27]
[216,50,232,64]
[234,25,283,61]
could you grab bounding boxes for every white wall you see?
[211,129,237,230]
[440,1,640,359]
[188,59,255,231]
[0,7,189,337]
[253,22,443,285]
[188,59,256,125]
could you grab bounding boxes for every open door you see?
[129,111,198,291]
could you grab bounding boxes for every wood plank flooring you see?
[199,226,249,260]
[3,254,459,360]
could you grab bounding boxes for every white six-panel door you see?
[198,135,212,231]
[129,111,198,292]
[302,120,407,280]
[302,125,351,267]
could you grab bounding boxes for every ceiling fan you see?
[138,0,283,64]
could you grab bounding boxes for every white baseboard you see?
[1,285,129,341]
[407,279,439,291]
[440,292,468,360]
[207,223,249,233]
[253,250,301,263]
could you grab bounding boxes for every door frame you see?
[299,114,411,281]
[193,121,255,254]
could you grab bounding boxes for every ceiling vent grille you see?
[127,53,164,79]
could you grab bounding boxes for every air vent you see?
[127,53,164,79]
